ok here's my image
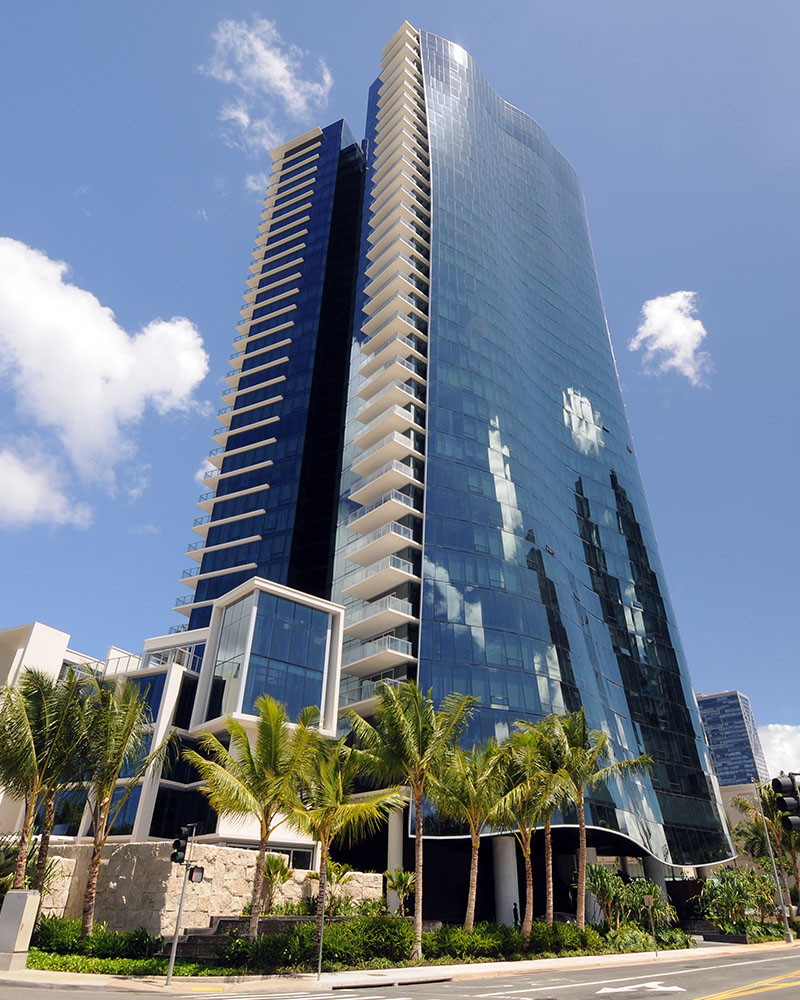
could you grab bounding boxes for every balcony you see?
[339,666,409,711]
[343,596,416,640]
[357,356,426,402]
[356,380,425,427]
[361,308,427,352]
[344,521,419,567]
[351,430,424,478]
[358,334,426,380]
[350,459,423,506]
[347,489,421,535]
[342,635,415,678]
[352,404,425,452]
[342,555,419,600]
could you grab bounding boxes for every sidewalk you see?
[0,940,795,994]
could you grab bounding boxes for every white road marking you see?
[474,951,796,995]
[596,983,685,994]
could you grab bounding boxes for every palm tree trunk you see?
[248,838,267,939]
[576,791,586,930]
[521,832,533,947]
[465,833,479,932]
[544,816,554,927]
[13,797,34,890]
[315,850,328,951]
[411,788,424,961]
[81,839,104,937]
[32,792,56,892]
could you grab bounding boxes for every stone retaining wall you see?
[42,843,382,936]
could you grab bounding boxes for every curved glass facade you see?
[333,25,731,866]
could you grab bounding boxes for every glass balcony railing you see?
[344,521,415,558]
[344,555,414,586]
[342,635,413,668]
[348,489,417,526]
[339,666,409,706]
[343,595,414,625]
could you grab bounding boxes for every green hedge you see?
[32,916,163,958]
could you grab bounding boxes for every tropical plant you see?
[701,866,758,932]
[80,677,173,936]
[585,862,625,928]
[260,853,292,915]
[184,695,319,939]
[289,738,404,964]
[731,784,794,917]
[346,680,475,960]
[307,860,354,916]
[550,709,652,929]
[429,740,505,931]
[0,832,59,902]
[384,866,415,918]
[0,668,84,891]
[621,877,676,930]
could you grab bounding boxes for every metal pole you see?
[753,777,793,944]
[166,823,197,985]
[649,905,658,957]
[316,868,326,981]
[166,864,190,986]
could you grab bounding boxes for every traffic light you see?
[771,775,800,833]
[171,825,190,864]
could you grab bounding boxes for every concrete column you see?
[492,835,520,927]
[643,854,668,893]
[386,808,404,912]
[618,855,630,876]
[0,890,39,971]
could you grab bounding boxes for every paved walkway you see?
[0,940,796,993]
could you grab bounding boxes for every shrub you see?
[31,916,163,959]
[581,925,605,952]
[551,921,582,953]
[606,923,655,953]
[526,921,554,954]
[32,916,82,954]
[655,927,696,950]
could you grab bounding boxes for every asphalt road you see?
[2,949,799,1000]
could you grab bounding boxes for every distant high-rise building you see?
[174,22,732,871]
[697,690,770,786]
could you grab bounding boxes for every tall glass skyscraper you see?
[697,690,770,786]
[178,22,732,868]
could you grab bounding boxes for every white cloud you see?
[244,172,270,196]
[202,17,332,154]
[628,290,712,387]
[0,238,209,528]
[195,458,215,486]
[129,521,159,536]
[758,724,800,777]
[195,207,209,223]
[0,448,92,529]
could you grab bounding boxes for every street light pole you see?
[752,777,793,944]
[166,822,198,985]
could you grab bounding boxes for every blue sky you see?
[1,2,798,767]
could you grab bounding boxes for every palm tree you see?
[0,669,83,892]
[347,680,475,960]
[80,677,173,936]
[492,727,564,943]
[515,717,574,927]
[184,695,320,939]
[384,866,415,917]
[553,708,652,930]
[732,784,794,918]
[290,739,404,971]
[430,740,504,930]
